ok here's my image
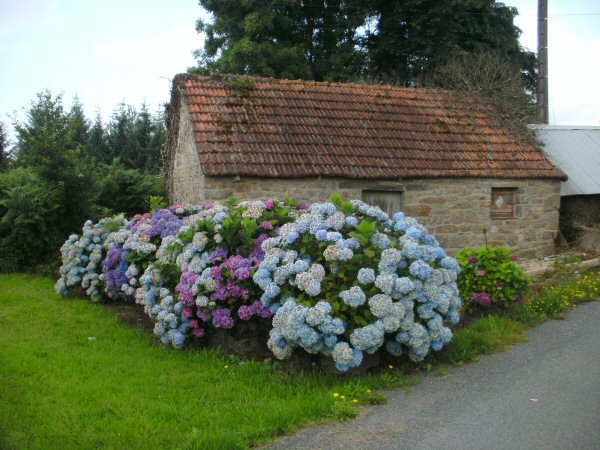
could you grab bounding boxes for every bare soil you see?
[101,301,155,331]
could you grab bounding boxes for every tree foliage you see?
[193,0,367,81]
[0,92,167,271]
[365,0,536,90]
[66,97,90,151]
[96,160,165,217]
[102,103,165,173]
[192,0,535,90]
[0,121,9,172]
[0,168,61,270]
[86,112,111,162]
[424,53,536,131]
[12,91,99,251]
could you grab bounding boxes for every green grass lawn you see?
[0,274,409,449]
[3,269,598,449]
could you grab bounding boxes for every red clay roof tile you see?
[173,75,565,180]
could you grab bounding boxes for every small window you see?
[491,188,517,219]
[362,190,403,217]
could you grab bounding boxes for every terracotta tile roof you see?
[173,74,565,180]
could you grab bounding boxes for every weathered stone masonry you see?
[170,168,560,258]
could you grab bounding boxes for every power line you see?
[521,12,600,16]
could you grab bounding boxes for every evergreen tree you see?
[86,112,112,163]
[1,92,167,270]
[193,0,367,81]
[0,121,9,172]
[106,103,165,173]
[149,112,166,173]
[193,0,535,89]
[14,91,70,179]
[13,91,98,239]
[107,103,138,170]
[66,96,89,151]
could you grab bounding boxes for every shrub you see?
[96,161,166,216]
[56,197,461,371]
[55,215,127,300]
[0,168,62,270]
[456,246,530,312]
[135,199,305,348]
[254,196,462,371]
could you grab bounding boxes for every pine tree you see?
[0,121,9,172]
[86,112,112,163]
[66,96,89,151]
[13,91,98,237]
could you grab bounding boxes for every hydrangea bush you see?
[456,246,530,311]
[55,215,127,301]
[254,195,462,371]
[132,199,306,347]
[99,205,199,301]
[56,195,462,371]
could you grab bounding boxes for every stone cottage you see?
[165,74,566,257]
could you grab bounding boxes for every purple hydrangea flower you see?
[142,209,183,239]
[209,247,228,263]
[212,308,235,329]
[471,292,492,307]
[238,300,273,320]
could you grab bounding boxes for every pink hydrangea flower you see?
[192,328,205,337]
[471,292,491,307]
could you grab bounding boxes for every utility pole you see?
[537,0,549,123]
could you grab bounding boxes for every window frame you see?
[361,189,404,218]
[490,187,517,219]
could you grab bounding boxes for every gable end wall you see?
[171,104,205,205]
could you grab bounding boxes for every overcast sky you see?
[1,0,599,139]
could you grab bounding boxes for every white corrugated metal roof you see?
[530,125,600,196]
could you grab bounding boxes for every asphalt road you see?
[268,300,600,450]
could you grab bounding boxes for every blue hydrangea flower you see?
[409,260,433,280]
[315,229,328,241]
[339,286,366,308]
[286,231,300,244]
[345,216,359,226]
[357,268,376,284]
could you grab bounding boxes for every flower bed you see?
[56,197,461,371]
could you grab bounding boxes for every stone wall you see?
[173,174,560,258]
[170,106,205,205]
